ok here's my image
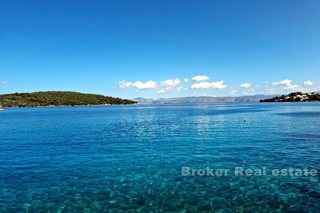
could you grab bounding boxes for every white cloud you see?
[285,85,299,90]
[118,80,132,88]
[303,81,314,87]
[243,89,256,95]
[157,89,166,94]
[240,83,252,88]
[230,90,237,94]
[192,75,209,82]
[132,80,157,90]
[272,79,292,87]
[272,79,299,90]
[191,81,227,89]
[160,78,181,88]
[157,78,182,93]
[184,79,189,83]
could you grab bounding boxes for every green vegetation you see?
[0,91,137,107]
[260,92,320,102]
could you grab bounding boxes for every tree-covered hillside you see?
[260,92,320,102]
[0,91,137,107]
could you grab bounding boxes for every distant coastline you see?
[133,95,275,104]
[0,91,137,107]
[260,92,320,102]
[2,91,320,108]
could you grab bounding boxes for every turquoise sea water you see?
[0,103,319,212]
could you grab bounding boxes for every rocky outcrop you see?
[260,92,320,102]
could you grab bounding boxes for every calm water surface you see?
[0,103,319,212]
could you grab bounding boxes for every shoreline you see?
[0,103,139,109]
[2,101,320,109]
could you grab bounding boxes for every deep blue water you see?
[0,103,319,212]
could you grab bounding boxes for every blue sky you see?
[0,0,319,98]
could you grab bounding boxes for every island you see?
[0,91,137,107]
[260,92,320,102]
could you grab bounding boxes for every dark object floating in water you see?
[260,92,320,102]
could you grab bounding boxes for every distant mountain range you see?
[133,95,276,104]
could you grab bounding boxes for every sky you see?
[1,0,320,99]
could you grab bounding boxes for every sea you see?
[0,103,319,212]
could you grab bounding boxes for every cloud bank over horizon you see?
[118,75,319,97]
